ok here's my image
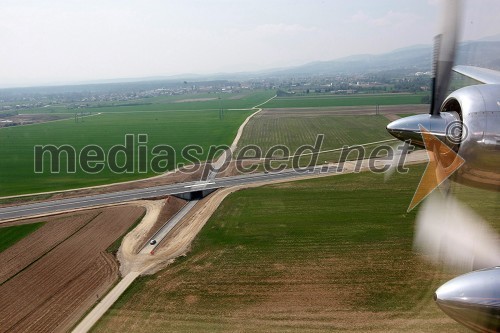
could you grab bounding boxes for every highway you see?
[0,150,428,221]
[0,166,332,221]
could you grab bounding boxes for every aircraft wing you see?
[453,65,500,84]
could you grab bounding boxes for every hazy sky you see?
[1,0,499,87]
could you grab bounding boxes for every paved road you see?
[0,150,428,221]
[139,200,198,254]
[0,166,330,221]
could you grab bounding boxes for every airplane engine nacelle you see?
[442,84,500,190]
[435,267,500,333]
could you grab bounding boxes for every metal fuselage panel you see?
[450,85,500,189]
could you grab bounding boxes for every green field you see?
[0,90,277,197]
[91,165,486,332]
[0,91,425,197]
[236,112,395,168]
[264,93,426,108]
[22,90,276,114]
[0,109,254,196]
[0,223,45,253]
[238,114,393,153]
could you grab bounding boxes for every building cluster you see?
[0,71,431,112]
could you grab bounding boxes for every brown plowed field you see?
[0,211,99,284]
[0,205,145,333]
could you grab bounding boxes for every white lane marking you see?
[184,182,215,188]
[1,170,326,217]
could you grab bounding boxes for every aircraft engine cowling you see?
[435,267,500,333]
[443,84,500,190]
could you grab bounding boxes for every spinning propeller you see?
[386,1,500,331]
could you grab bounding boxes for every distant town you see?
[0,71,433,115]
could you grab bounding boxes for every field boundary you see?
[228,94,276,152]
[0,96,276,201]
[0,212,101,286]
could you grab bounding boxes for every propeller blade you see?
[429,0,462,116]
[414,191,500,272]
[386,1,462,145]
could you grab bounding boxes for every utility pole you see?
[218,94,224,120]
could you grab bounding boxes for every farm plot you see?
[263,93,426,108]
[0,213,96,284]
[257,104,427,118]
[0,205,145,333]
[238,112,392,151]
[0,108,253,196]
[236,109,395,169]
[0,222,44,253]
[23,90,275,114]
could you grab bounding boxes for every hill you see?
[265,40,500,77]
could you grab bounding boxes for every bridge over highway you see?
[0,167,328,221]
[0,149,429,222]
